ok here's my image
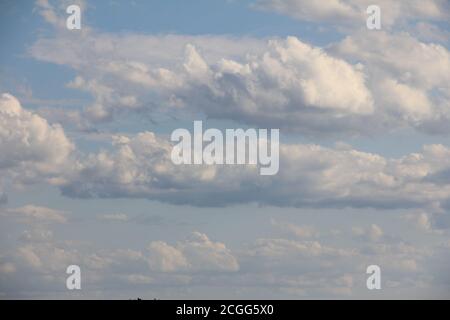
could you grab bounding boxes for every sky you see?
[0,0,450,299]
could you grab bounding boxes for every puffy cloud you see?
[30,26,450,136]
[332,31,450,90]
[331,31,450,133]
[174,38,374,129]
[0,93,74,188]
[147,232,239,272]
[0,228,238,297]
[231,221,439,297]
[30,30,266,123]
[32,33,378,134]
[12,229,238,274]
[179,232,240,272]
[60,131,258,206]
[0,213,446,298]
[168,34,449,135]
[57,129,450,214]
[0,93,73,169]
[2,0,448,300]
[147,241,189,272]
[29,6,450,136]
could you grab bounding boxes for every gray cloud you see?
[56,129,450,213]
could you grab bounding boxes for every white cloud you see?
[29,25,450,136]
[331,31,450,133]
[57,130,450,215]
[0,214,446,298]
[31,33,377,133]
[0,93,74,188]
[174,37,374,123]
[147,241,189,272]
[148,232,239,272]
[253,0,450,29]
[28,4,450,136]
[2,0,449,300]
[332,31,450,90]
[0,93,73,169]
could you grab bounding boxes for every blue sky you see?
[0,0,450,299]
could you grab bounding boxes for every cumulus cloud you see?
[0,93,73,169]
[0,228,239,297]
[233,221,439,297]
[2,0,449,300]
[172,38,374,131]
[29,26,266,124]
[19,90,450,213]
[29,22,450,136]
[147,241,190,272]
[12,230,238,274]
[148,232,239,272]
[56,130,450,216]
[332,31,450,90]
[0,93,74,188]
[0,211,446,298]
[331,31,450,134]
[31,30,380,134]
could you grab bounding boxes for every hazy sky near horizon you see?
[0,0,450,299]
